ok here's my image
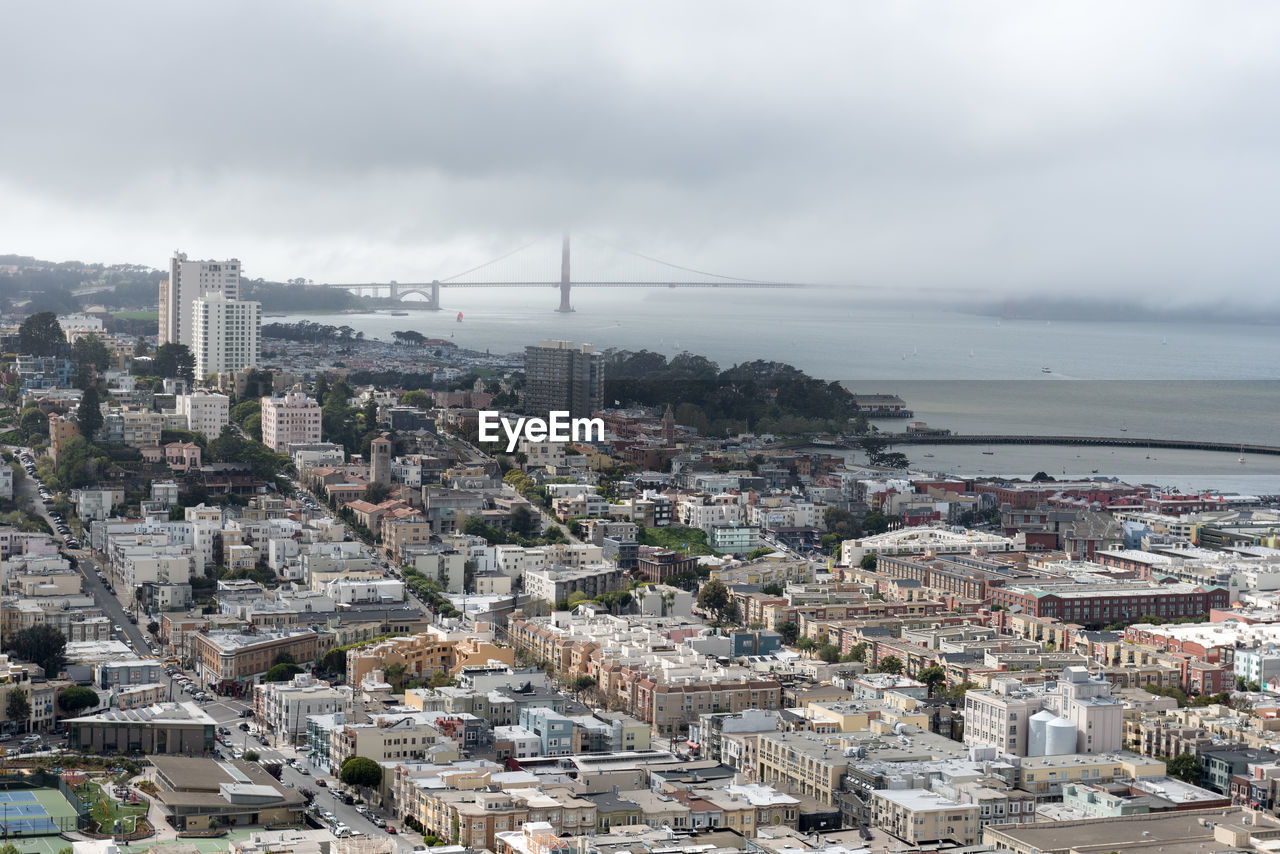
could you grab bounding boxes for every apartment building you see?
[190,628,318,694]
[523,564,625,607]
[159,252,241,348]
[757,731,849,806]
[523,340,603,419]
[260,392,322,451]
[173,390,230,438]
[331,713,458,773]
[871,789,980,845]
[252,674,353,747]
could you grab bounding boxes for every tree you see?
[263,662,303,682]
[510,505,540,539]
[147,620,160,635]
[152,343,195,382]
[818,643,840,664]
[243,750,260,762]
[6,688,30,726]
[18,312,66,356]
[1167,752,1201,784]
[778,621,800,645]
[697,579,730,618]
[874,655,905,675]
[12,624,67,677]
[19,406,48,442]
[383,661,407,691]
[57,685,99,715]
[340,756,383,789]
[400,389,431,408]
[363,396,379,430]
[917,665,946,695]
[77,386,103,439]
[796,636,816,652]
[571,675,596,694]
[860,553,879,570]
[364,481,392,504]
[761,583,784,597]
[72,335,111,384]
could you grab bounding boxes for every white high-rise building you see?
[159,252,242,348]
[191,294,261,379]
[261,392,322,452]
[174,390,231,438]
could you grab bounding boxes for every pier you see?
[866,434,1280,456]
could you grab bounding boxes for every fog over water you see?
[280,288,1280,492]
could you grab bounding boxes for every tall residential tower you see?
[523,340,603,419]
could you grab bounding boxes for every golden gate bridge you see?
[323,233,806,312]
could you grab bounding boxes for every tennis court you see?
[0,787,81,835]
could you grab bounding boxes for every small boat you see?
[981,451,995,455]
[923,453,934,458]
[1161,337,1168,345]
[1091,469,1099,474]
[1239,445,1246,464]
[1041,367,1052,374]
[1120,426,1128,432]
[390,311,408,316]
[456,312,463,322]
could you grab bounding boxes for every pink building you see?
[260,392,322,451]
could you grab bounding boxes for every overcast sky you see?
[3,1,1279,301]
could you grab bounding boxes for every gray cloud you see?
[2,0,1280,302]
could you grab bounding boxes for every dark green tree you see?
[510,505,540,539]
[696,579,730,618]
[263,662,303,682]
[6,689,30,728]
[72,335,111,385]
[152,343,195,382]
[12,624,67,676]
[18,407,47,442]
[818,643,841,664]
[778,621,800,645]
[1167,753,1201,783]
[761,583,785,596]
[874,655,905,675]
[860,553,879,570]
[400,389,431,408]
[363,396,379,430]
[340,756,383,789]
[314,374,329,405]
[364,482,392,504]
[56,686,99,715]
[77,386,103,439]
[917,665,947,695]
[18,312,66,356]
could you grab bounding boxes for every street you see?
[10,447,419,850]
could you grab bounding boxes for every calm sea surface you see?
[278,288,1280,493]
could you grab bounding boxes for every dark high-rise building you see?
[523,340,603,419]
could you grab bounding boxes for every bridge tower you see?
[557,232,573,312]
[428,280,441,310]
[388,281,398,301]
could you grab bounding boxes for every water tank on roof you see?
[1027,709,1056,757]
[1045,716,1077,756]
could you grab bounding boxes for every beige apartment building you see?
[871,789,980,846]
[190,628,318,693]
[756,732,850,806]
[260,392,322,451]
